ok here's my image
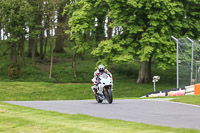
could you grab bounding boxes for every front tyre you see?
[106,88,113,104]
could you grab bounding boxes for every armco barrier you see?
[146,88,185,97]
[147,91,166,97]
[168,89,185,96]
[185,84,200,95]
[146,84,200,97]
[185,85,194,93]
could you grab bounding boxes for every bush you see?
[8,63,21,79]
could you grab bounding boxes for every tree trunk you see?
[73,48,77,78]
[64,15,70,48]
[3,31,7,41]
[44,29,50,58]
[54,0,68,53]
[137,58,152,84]
[32,39,36,66]
[44,9,50,59]
[10,44,17,64]
[9,43,21,78]
[40,29,44,60]
[21,36,25,65]
[95,15,105,47]
[49,37,54,79]
[38,6,44,60]
[28,33,39,57]
[0,26,2,47]
[107,17,112,40]
[28,37,33,57]
[54,33,65,53]
[114,27,118,36]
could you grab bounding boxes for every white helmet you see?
[98,64,105,72]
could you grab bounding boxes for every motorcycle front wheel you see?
[105,88,113,104]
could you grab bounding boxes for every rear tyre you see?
[95,95,103,103]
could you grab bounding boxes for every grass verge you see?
[0,82,93,101]
[0,102,199,133]
[170,95,200,106]
[0,81,175,101]
[1,81,200,107]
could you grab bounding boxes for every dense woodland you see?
[0,0,199,83]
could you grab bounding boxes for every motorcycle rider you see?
[91,64,112,96]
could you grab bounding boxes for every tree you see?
[44,0,57,79]
[0,9,2,47]
[43,0,57,59]
[65,0,109,77]
[38,0,57,60]
[49,35,54,79]
[182,0,200,40]
[54,0,70,53]
[27,0,41,62]
[38,0,45,60]
[106,16,113,40]
[27,0,58,63]
[92,0,186,83]
[0,0,32,77]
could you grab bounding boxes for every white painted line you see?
[156,99,200,108]
[141,98,174,101]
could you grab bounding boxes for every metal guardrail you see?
[146,84,200,97]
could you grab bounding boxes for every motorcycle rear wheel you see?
[95,95,103,103]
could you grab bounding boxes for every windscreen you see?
[101,73,108,79]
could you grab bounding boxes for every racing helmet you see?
[98,64,105,72]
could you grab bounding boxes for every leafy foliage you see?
[94,0,186,70]
[0,0,32,44]
[66,0,199,72]
[0,0,34,77]
[182,0,200,39]
[0,0,199,82]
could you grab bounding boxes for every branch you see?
[2,47,11,56]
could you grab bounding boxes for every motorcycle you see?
[92,73,113,104]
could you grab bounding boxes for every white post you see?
[153,76,160,92]
[186,37,194,85]
[171,36,179,88]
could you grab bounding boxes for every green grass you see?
[0,81,176,101]
[2,81,200,106]
[0,82,93,101]
[52,59,96,83]
[0,102,199,133]
[170,95,200,106]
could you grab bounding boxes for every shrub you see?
[8,63,21,79]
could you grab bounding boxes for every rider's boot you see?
[97,90,105,99]
[92,87,97,95]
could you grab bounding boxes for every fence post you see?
[186,37,194,85]
[171,36,179,88]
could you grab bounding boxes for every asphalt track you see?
[5,99,200,130]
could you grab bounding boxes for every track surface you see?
[5,99,200,130]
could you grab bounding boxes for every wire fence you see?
[178,38,200,88]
